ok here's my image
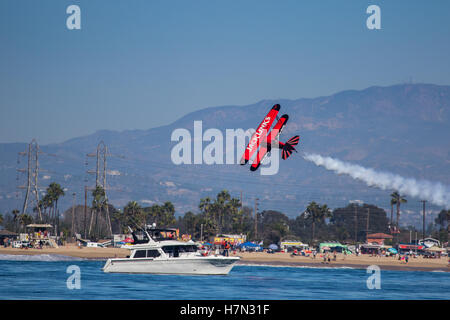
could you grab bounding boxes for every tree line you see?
[1,183,448,245]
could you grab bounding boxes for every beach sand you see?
[233,251,449,272]
[0,245,448,272]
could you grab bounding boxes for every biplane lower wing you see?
[240,104,280,165]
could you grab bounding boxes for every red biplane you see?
[240,104,299,171]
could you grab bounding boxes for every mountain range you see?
[1,83,449,228]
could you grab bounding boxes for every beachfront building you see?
[25,224,58,248]
[0,229,18,246]
[366,233,393,246]
[359,243,393,255]
[213,234,246,246]
[319,242,352,254]
[418,238,440,248]
[397,243,426,254]
[280,240,308,252]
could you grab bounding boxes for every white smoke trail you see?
[303,152,450,208]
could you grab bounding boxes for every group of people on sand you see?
[320,251,339,264]
[221,240,232,256]
[399,254,409,264]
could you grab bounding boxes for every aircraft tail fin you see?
[281,135,299,160]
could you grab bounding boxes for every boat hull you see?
[102,256,240,275]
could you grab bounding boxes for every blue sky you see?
[1,0,450,144]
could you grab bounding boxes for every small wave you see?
[236,263,357,271]
[0,254,84,262]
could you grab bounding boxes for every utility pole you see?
[415,231,417,254]
[71,192,76,238]
[366,207,370,242]
[354,204,358,243]
[240,191,243,211]
[200,224,203,242]
[254,198,259,241]
[84,185,87,239]
[420,200,427,240]
[240,190,244,230]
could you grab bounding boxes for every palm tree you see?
[90,185,108,239]
[40,194,53,223]
[19,214,33,232]
[123,201,144,228]
[48,183,65,215]
[215,190,231,233]
[389,197,396,230]
[12,209,20,232]
[390,191,407,231]
[160,202,176,227]
[303,202,332,243]
[46,183,65,239]
[199,197,216,230]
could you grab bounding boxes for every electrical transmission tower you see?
[86,141,112,238]
[17,139,43,221]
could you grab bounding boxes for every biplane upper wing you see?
[250,114,289,171]
[240,104,280,165]
[266,114,288,147]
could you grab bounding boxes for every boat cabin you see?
[130,244,198,259]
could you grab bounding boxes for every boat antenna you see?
[127,216,145,232]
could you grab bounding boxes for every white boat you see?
[102,226,239,275]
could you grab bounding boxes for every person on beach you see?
[223,241,230,256]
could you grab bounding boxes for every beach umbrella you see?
[388,248,398,254]
[203,242,212,246]
[123,237,134,243]
[269,244,278,250]
[239,242,260,248]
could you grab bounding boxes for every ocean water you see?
[0,255,449,300]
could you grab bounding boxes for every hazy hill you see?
[1,83,449,228]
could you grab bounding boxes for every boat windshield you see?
[147,228,178,241]
[162,245,198,257]
[131,230,150,244]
